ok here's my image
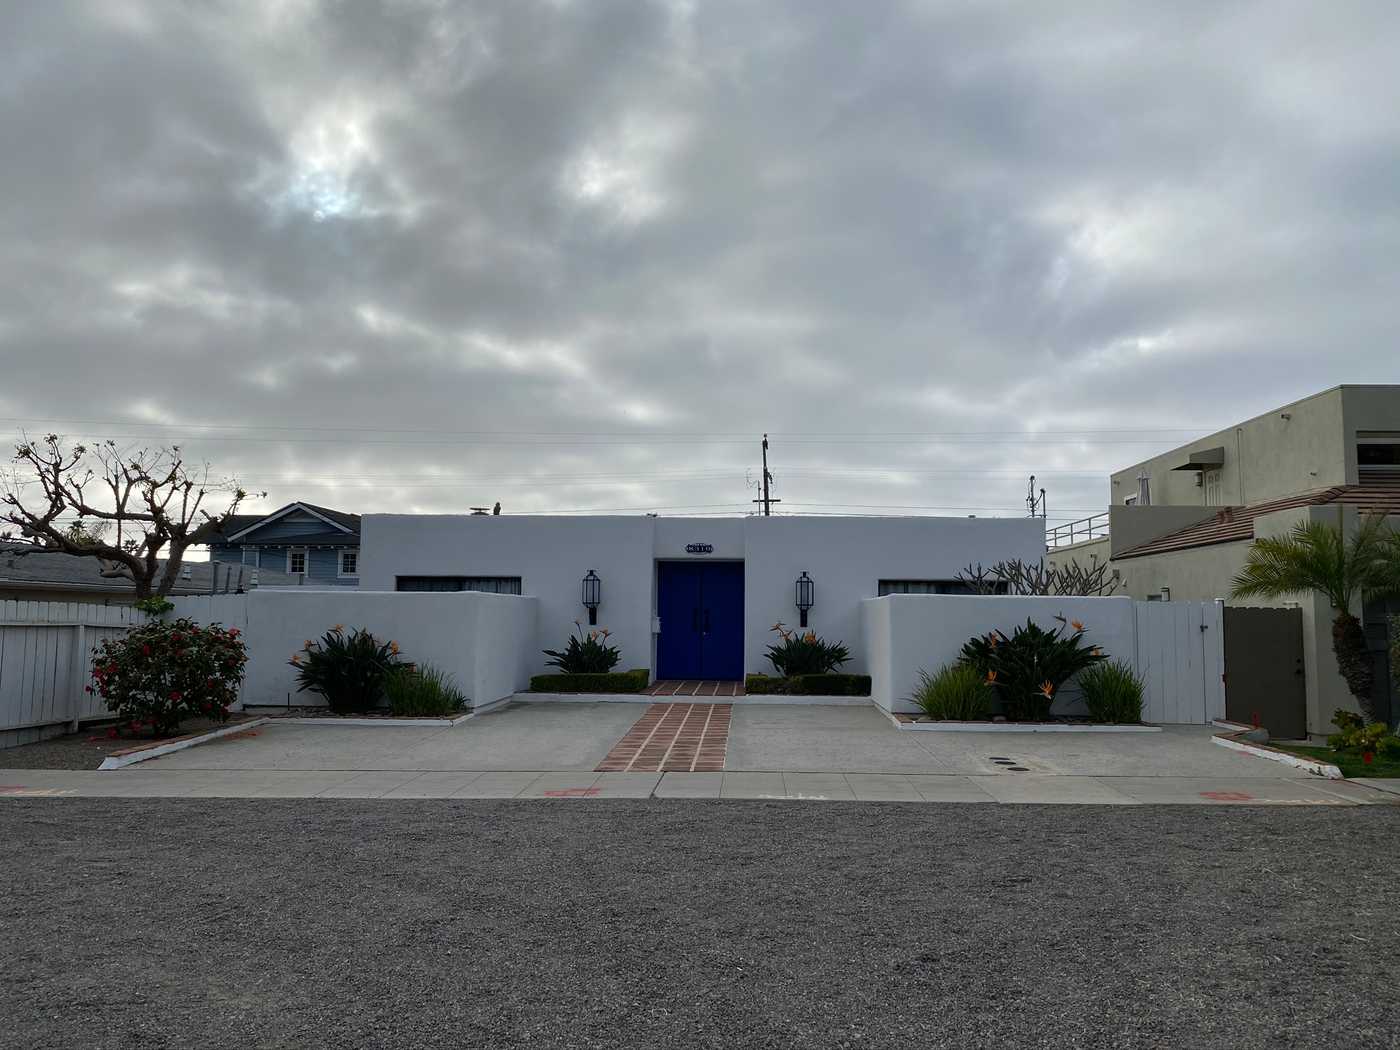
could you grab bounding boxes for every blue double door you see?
[656,561,744,680]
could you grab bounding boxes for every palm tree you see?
[1231,514,1398,722]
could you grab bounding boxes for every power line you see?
[0,415,1211,437]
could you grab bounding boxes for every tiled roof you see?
[1116,472,1400,559]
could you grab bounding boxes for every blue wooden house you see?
[206,503,360,587]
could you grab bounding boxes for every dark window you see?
[396,575,522,594]
[1358,442,1400,467]
[878,579,1003,596]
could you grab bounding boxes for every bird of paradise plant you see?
[959,615,1107,720]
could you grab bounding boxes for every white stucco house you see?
[357,514,1046,681]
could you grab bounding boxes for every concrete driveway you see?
[122,701,1292,778]
[5,701,1389,806]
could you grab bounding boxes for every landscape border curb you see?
[1212,727,1343,779]
[880,709,1162,732]
[98,718,271,770]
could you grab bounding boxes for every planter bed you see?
[744,674,871,697]
[529,668,650,694]
[888,711,1160,733]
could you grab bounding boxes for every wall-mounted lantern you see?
[581,569,602,625]
[795,571,815,628]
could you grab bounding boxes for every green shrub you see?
[744,673,872,696]
[907,663,991,720]
[529,668,650,693]
[1328,710,1400,757]
[384,663,468,717]
[959,615,1107,721]
[90,618,247,736]
[764,623,851,676]
[543,623,621,674]
[290,626,403,713]
[1078,660,1145,724]
[1391,614,1400,696]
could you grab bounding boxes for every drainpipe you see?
[1235,427,1245,504]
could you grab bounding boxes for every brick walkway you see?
[596,703,732,773]
[643,680,746,697]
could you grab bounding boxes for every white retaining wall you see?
[862,594,1225,724]
[170,590,538,710]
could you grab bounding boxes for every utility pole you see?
[753,433,781,516]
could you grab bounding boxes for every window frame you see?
[395,575,522,594]
[877,579,1002,597]
[286,548,308,576]
[338,549,359,578]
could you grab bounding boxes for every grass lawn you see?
[1273,744,1400,778]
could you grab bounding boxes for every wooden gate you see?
[1223,606,1306,738]
[1133,600,1225,724]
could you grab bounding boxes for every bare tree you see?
[956,557,1121,597]
[0,435,261,598]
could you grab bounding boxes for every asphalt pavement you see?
[3,800,1397,1049]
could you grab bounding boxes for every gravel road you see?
[3,800,1397,1049]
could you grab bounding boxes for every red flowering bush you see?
[90,617,247,736]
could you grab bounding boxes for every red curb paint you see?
[1200,790,1255,801]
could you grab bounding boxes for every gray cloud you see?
[1,0,1397,525]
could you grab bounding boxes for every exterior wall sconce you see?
[581,569,602,625]
[1159,586,1171,602]
[795,571,815,628]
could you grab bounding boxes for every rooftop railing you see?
[1046,511,1109,550]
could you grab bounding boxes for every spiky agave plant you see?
[1231,514,1399,723]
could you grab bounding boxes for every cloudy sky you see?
[2,1,1396,530]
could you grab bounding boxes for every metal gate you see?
[1223,606,1306,738]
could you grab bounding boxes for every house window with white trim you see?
[287,549,307,575]
[339,550,359,577]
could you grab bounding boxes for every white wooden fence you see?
[0,601,142,736]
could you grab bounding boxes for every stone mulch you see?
[0,715,261,770]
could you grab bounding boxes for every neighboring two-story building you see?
[1048,385,1400,735]
[207,503,360,588]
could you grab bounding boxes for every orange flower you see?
[1070,619,1085,632]
[1039,681,1054,698]
[389,641,400,655]
[984,670,998,684]
[290,654,301,665]
[333,624,344,633]
[803,631,816,643]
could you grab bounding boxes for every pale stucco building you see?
[1048,385,1400,736]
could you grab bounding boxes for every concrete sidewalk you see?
[1,766,1391,804]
